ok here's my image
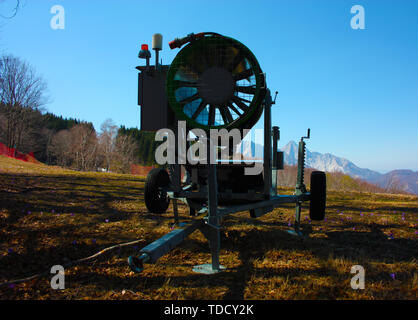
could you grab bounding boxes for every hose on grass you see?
[0,239,145,287]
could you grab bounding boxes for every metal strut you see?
[192,138,225,274]
[291,129,310,236]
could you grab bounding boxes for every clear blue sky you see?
[1,0,417,172]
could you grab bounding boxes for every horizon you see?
[279,140,416,174]
[1,0,417,173]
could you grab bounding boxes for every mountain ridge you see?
[280,141,418,195]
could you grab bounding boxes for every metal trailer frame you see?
[128,88,313,274]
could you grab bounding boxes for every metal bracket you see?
[272,91,278,104]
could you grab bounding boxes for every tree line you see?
[0,53,159,172]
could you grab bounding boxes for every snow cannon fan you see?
[166,32,266,132]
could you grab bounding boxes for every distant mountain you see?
[280,141,418,195]
[368,170,418,195]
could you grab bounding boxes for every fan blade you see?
[233,68,253,81]
[176,67,199,82]
[191,100,207,120]
[208,105,216,125]
[227,102,242,116]
[231,96,249,112]
[188,51,208,74]
[216,44,226,67]
[219,106,233,124]
[228,51,244,72]
[236,96,252,104]
[235,86,256,94]
[204,46,217,68]
[179,93,200,105]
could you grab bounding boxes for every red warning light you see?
[141,44,149,51]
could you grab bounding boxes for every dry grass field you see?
[0,155,417,300]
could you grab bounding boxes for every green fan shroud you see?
[166,35,265,131]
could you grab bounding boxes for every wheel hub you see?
[197,67,234,105]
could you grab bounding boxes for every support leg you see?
[210,230,221,271]
[295,201,302,233]
[288,201,303,236]
[172,199,180,226]
[193,156,225,274]
[194,223,225,274]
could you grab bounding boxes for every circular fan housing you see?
[166,34,266,131]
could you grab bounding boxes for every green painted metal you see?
[166,34,265,131]
[294,129,310,234]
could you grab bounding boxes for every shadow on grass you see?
[326,204,418,214]
[123,222,417,299]
[0,172,149,225]
[1,172,416,299]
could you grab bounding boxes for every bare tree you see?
[70,124,99,171]
[384,174,404,194]
[48,124,99,171]
[112,133,137,173]
[98,118,117,171]
[0,55,48,151]
[49,129,72,167]
[97,119,138,173]
[49,119,138,173]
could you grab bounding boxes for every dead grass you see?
[0,155,417,300]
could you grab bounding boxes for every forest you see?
[0,53,160,172]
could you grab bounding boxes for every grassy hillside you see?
[0,155,417,299]
[278,165,405,195]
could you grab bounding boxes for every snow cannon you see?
[166,32,266,131]
[130,32,327,276]
[136,32,266,133]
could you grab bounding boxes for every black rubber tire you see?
[309,171,326,221]
[145,168,171,214]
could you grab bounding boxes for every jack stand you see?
[193,161,225,274]
[288,129,310,237]
[193,223,226,274]
[287,201,303,236]
[171,199,187,228]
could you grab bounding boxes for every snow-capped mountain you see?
[280,141,418,195]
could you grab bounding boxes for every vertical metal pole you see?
[210,225,221,271]
[193,137,225,274]
[294,202,301,233]
[263,89,272,198]
[172,120,182,193]
[172,199,179,225]
[293,138,307,235]
[272,126,279,168]
[207,137,220,271]
[272,126,279,196]
[295,140,307,194]
[155,50,159,70]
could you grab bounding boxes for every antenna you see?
[152,33,163,69]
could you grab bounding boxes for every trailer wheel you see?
[145,168,171,214]
[309,171,326,221]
